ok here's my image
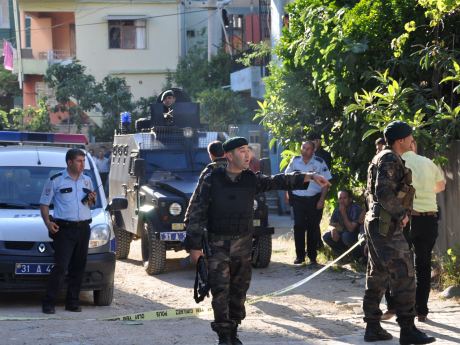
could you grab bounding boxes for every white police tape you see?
[0,238,364,322]
[103,237,365,321]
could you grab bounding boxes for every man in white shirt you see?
[285,141,332,266]
[402,141,446,321]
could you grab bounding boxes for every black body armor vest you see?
[208,168,257,236]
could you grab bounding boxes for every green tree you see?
[93,76,135,141]
[44,60,98,132]
[25,99,54,132]
[173,46,255,125]
[197,88,248,127]
[255,0,460,192]
[0,66,20,112]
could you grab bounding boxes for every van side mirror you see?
[259,157,271,175]
[108,197,128,211]
[134,158,145,178]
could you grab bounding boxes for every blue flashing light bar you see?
[0,131,88,145]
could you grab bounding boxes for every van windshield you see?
[0,167,101,209]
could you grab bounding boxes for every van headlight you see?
[89,224,110,248]
[253,200,258,211]
[169,202,182,216]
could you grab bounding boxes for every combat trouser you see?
[363,218,416,327]
[208,233,252,335]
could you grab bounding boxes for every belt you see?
[411,211,437,217]
[54,218,92,227]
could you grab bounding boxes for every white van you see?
[0,132,126,306]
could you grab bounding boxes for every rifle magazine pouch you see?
[378,209,392,237]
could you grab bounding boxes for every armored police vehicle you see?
[0,131,127,305]
[109,89,274,275]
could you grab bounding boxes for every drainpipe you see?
[12,0,23,89]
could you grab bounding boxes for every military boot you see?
[217,332,233,345]
[231,325,243,345]
[399,326,435,345]
[364,322,393,342]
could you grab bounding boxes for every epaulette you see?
[314,156,324,163]
[50,172,62,181]
[372,149,400,165]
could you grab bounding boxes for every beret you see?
[161,90,175,101]
[384,121,412,142]
[222,137,248,152]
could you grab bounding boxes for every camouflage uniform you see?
[184,168,308,336]
[363,148,416,327]
[183,157,227,226]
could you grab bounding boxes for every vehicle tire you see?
[141,220,166,275]
[112,214,132,260]
[251,234,272,268]
[93,279,114,306]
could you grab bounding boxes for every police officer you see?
[39,149,96,314]
[161,89,176,124]
[285,141,332,265]
[185,137,330,345]
[363,121,435,344]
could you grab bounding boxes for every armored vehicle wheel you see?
[251,234,272,268]
[93,279,114,306]
[112,214,132,259]
[142,220,166,275]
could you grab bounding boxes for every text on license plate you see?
[15,263,54,275]
[160,232,186,241]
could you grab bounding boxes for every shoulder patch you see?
[314,156,324,163]
[50,172,62,181]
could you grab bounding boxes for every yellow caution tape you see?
[0,238,363,322]
[102,306,214,321]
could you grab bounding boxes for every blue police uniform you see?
[285,155,332,263]
[40,169,93,311]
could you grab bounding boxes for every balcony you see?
[21,49,74,75]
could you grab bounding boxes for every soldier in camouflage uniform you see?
[184,137,330,345]
[363,121,435,344]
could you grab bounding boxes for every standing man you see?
[322,190,362,258]
[39,149,96,314]
[94,150,110,190]
[161,89,176,123]
[402,140,446,322]
[184,137,330,345]
[363,121,435,344]
[285,141,332,265]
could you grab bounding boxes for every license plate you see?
[253,219,261,226]
[160,231,186,241]
[15,263,54,275]
[171,223,184,231]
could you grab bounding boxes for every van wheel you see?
[251,235,272,268]
[141,220,166,275]
[93,279,114,306]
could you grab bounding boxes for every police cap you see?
[222,137,248,152]
[160,89,175,101]
[384,121,412,142]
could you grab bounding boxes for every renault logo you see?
[38,243,46,253]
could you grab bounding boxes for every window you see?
[25,16,31,48]
[0,0,10,29]
[108,19,146,49]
